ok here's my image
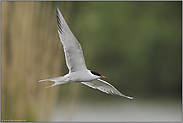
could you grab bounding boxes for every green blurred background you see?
[1,1,182,122]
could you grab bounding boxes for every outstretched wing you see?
[81,79,133,99]
[56,6,87,72]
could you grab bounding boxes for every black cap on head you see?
[91,71,101,76]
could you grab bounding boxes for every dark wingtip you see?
[56,5,59,12]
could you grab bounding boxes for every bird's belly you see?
[71,76,94,82]
[69,71,98,82]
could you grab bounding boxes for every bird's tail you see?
[39,76,68,88]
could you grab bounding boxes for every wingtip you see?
[125,96,133,100]
[120,93,133,99]
[128,97,133,100]
[56,5,60,11]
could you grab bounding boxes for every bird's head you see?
[90,71,108,79]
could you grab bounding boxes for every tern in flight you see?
[39,6,133,99]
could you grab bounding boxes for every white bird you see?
[39,6,133,99]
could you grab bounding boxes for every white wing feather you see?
[56,6,87,72]
[81,79,133,99]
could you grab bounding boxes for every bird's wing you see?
[56,6,87,72]
[81,79,133,99]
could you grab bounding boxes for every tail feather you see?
[39,76,68,88]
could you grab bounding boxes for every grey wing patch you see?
[56,6,87,72]
[81,79,133,99]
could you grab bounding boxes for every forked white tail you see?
[39,76,68,88]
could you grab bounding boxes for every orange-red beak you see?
[100,76,108,79]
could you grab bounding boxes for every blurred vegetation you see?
[1,1,181,121]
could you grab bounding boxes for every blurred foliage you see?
[1,1,181,121]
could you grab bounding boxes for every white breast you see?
[69,70,99,82]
